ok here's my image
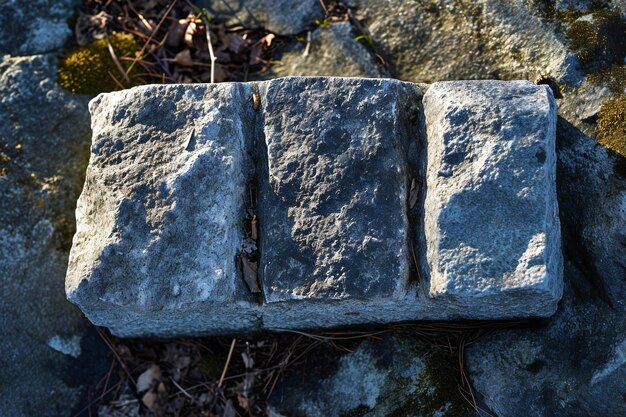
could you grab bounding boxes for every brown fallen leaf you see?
[240,255,261,293]
[141,391,158,411]
[251,216,258,240]
[173,49,193,67]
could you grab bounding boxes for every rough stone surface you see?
[258,77,416,302]
[66,77,564,337]
[196,0,324,35]
[421,80,562,316]
[465,115,626,417]
[65,83,258,336]
[262,22,388,79]
[0,54,108,417]
[0,0,80,56]
[268,333,473,416]
[347,0,580,84]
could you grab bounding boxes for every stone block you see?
[66,77,563,337]
[421,80,563,316]
[258,77,419,302]
[65,83,259,336]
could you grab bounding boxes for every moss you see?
[383,336,473,417]
[587,64,625,94]
[597,95,626,157]
[566,10,625,72]
[58,33,144,95]
[50,138,92,251]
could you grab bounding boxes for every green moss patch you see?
[597,95,626,157]
[58,33,144,95]
[566,10,625,73]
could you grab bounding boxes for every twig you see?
[302,31,312,57]
[125,0,178,76]
[218,338,237,388]
[411,244,427,298]
[170,376,195,400]
[201,10,218,83]
[106,40,131,83]
[106,71,127,90]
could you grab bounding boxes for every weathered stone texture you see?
[422,80,562,315]
[258,77,419,302]
[65,83,258,335]
[66,77,563,337]
[0,54,108,417]
[196,0,323,35]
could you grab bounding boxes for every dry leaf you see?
[240,255,260,293]
[173,49,193,67]
[75,12,110,46]
[241,352,254,369]
[141,391,158,411]
[260,33,275,47]
[251,216,258,240]
[137,364,161,393]
[223,400,237,417]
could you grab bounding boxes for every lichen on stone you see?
[566,10,624,72]
[58,32,144,95]
[597,95,626,157]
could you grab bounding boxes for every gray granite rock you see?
[347,0,580,84]
[466,120,626,417]
[66,77,564,337]
[268,333,473,416]
[0,54,108,417]
[261,22,388,79]
[0,0,80,56]
[258,77,417,302]
[65,83,259,336]
[196,0,324,35]
[421,80,562,316]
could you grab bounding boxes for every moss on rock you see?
[597,95,626,157]
[566,10,625,73]
[58,33,144,95]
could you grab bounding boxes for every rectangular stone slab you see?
[421,80,563,315]
[258,77,419,302]
[65,77,563,337]
[65,83,261,335]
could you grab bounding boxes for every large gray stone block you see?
[66,77,562,337]
[258,77,417,302]
[65,83,260,336]
[421,80,563,316]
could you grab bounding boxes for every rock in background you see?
[0,1,109,416]
[195,0,324,35]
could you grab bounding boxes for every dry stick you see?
[106,41,131,83]
[106,71,127,90]
[170,376,195,400]
[201,12,218,83]
[410,244,428,298]
[318,0,329,15]
[126,0,154,32]
[125,0,178,76]
[94,326,136,387]
[302,31,312,57]
[218,338,237,388]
